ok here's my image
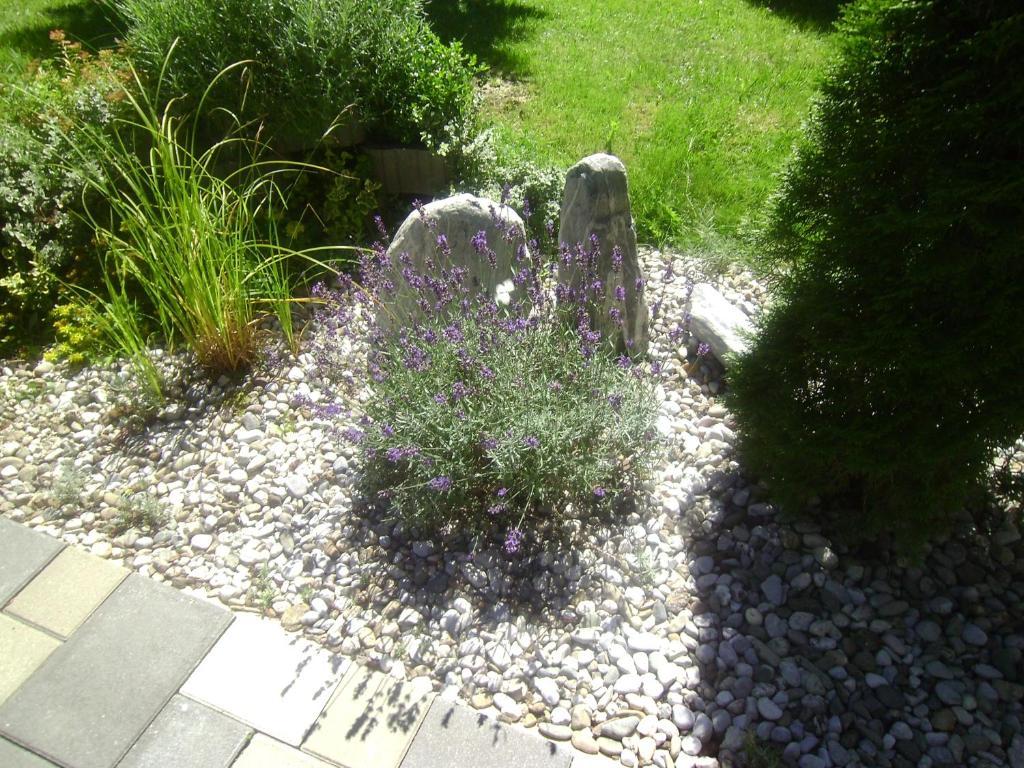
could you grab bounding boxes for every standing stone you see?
[381,193,530,327]
[557,154,649,357]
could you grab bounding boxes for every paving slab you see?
[400,700,573,768]
[0,574,232,768]
[0,518,63,606]
[232,734,337,768]
[0,737,59,768]
[181,613,349,746]
[6,546,127,638]
[303,666,434,768]
[0,615,60,706]
[117,695,252,768]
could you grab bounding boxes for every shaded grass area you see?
[0,0,121,81]
[429,0,834,250]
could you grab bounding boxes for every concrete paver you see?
[6,546,126,638]
[303,667,434,768]
[0,574,232,768]
[0,518,63,606]
[400,700,573,768]
[181,613,349,746]
[232,733,337,768]
[117,694,252,768]
[0,615,60,706]
[0,736,59,768]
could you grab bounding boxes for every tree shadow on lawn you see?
[425,0,549,79]
[746,0,847,32]
[0,0,123,72]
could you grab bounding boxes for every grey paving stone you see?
[0,518,63,606]
[181,614,348,746]
[117,695,252,768]
[0,574,232,768]
[0,736,59,767]
[400,701,573,768]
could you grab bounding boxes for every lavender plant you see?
[310,211,658,554]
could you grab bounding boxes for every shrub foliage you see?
[109,0,480,148]
[728,0,1024,546]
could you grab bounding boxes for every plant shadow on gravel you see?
[335,478,647,622]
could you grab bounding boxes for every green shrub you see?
[728,0,1024,548]
[311,234,657,549]
[109,0,480,148]
[438,125,564,249]
[0,40,130,355]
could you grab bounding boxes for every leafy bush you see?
[109,0,480,148]
[436,124,564,251]
[728,0,1024,548]
[310,226,657,550]
[71,63,308,388]
[0,38,130,355]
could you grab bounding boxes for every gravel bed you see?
[1,248,1022,768]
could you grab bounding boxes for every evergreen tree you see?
[728,0,1024,547]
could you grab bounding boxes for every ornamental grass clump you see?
[311,211,658,552]
[71,59,308,387]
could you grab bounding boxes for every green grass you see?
[0,0,120,82]
[428,0,837,248]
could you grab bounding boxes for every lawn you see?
[428,0,838,249]
[0,0,118,81]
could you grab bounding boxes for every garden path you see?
[0,517,590,768]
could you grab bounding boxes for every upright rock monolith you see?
[381,193,529,327]
[557,154,649,357]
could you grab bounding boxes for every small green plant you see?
[743,734,786,768]
[110,491,166,535]
[251,565,276,612]
[7,379,48,402]
[634,547,655,586]
[298,584,315,603]
[53,460,87,507]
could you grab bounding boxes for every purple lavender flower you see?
[503,527,524,555]
[496,487,508,497]
[428,476,452,492]
[611,246,623,272]
[615,285,626,302]
[451,380,470,400]
[386,447,403,463]
[697,342,712,358]
[442,325,464,344]
[342,427,364,443]
[381,423,395,437]
[488,503,506,516]
[523,436,540,449]
[593,486,607,498]
[471,230,488,254]
[433,392,449,405]
[480,437,499,451]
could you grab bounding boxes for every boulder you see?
[381,193,529,327]
[557,154,649,357]
[685,283,753,365]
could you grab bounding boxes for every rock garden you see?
[2,1,1022,768]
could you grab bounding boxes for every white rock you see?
[686,283,753,364]
[535,677,561,707]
